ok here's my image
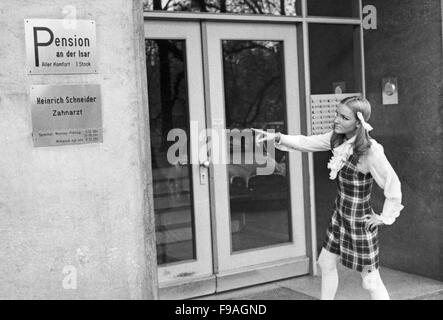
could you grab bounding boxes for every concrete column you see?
[0,0,158,299]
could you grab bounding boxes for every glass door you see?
[144,21,214,296]
[203,22,308,286]
[145,19,309,297]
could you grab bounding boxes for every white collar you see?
[327,135,356,180]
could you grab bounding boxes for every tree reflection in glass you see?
[222,40,292,252]
[144,0,298,16]
[146,39,196,265]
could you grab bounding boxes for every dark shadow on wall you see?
[361,0,443,281]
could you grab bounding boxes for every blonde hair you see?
[330,96,372,158]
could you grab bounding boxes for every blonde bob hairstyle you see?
[330,96,372,158]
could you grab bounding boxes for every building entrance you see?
[145,20,308,299]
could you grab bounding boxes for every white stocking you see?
[361,269,390,300]
[317,249,339,300]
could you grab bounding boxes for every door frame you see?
[144,21,215,298]
[145,20,310,298]
[202,21,307,275]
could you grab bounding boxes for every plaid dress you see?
[322,152,379,273]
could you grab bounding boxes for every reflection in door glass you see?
[222,40,292,252]
[146,39,196,265]
[143,0,299,16]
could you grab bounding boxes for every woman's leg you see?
[317,248,340,300]
[361,269,390,300]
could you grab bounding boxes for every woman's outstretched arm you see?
[274,130,333,153]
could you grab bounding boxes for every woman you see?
[253,96,404,300]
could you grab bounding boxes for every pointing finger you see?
[252,128,267,135]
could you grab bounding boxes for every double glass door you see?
[145,20,308,299]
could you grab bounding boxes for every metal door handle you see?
[200,160,210,168]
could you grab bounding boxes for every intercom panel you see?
[310,93,362,135]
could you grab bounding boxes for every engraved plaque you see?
[30,84,102,147]
[25,19,96,74]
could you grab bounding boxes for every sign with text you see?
[31,84,103,147]
[25,19,96,74]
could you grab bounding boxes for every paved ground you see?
[197,264,443,300]
[411,290,443,300]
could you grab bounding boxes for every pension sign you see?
[25,19,96,74]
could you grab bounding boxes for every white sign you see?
[25,19,97,74]
[30,84,103,147]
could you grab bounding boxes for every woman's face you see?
[333,103,359,137]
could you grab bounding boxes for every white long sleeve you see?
[274,131,333,152]
[364,141,404,225]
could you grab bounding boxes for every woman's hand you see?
[366,210,384,231]
[252,128,279,147]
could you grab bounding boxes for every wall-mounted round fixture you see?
[384,81,396,96]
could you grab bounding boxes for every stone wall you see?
[0,0,157,299]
